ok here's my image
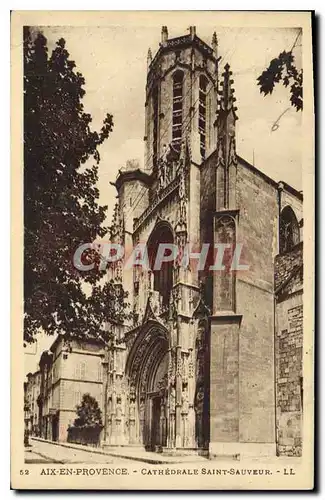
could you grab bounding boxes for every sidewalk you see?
[31,437,209,464]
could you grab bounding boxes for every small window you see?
[74,391,81,407]
[80,362,86,380]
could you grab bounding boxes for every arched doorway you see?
[126,322,169,451]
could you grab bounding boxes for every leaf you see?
[283,75,290,87]
[257,50,303,111]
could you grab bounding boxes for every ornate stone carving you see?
[188,349,195,378]
[181,388,189,414]
[176,349,182,377]
[178,154,187,223]
[169,386,176,413]
[196,322,206,352]
[168,348,176,386]
[229,136,237,167]
[129,334,151,387]
[157,373,168,395]
[156,143,178,195]
[181,352,189,381]
[140,346,157,393]
[195,385,204,415]
[216,138,225,169]
[216,214,236,242]
[195,385,205,447]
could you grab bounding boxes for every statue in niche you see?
[196,348,205,382]
[195,385,205,447]
[169,386,176,413]
[129,398,136,420]
[139,397,145,415]
[179,140,186,166]
[158,165,165,192]
[196,323,205,351]
[195,385,204,415]
[182,388,189,414]
[188,351,194,378]
[161,143,171,163]
[139,397,146,440]
[157,144,170,192]
[116,398,122,419]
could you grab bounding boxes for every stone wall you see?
[275,244,303,457]
[236,160,278,447]
[208,157,279,456]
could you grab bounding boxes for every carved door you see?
[150,396,161,450]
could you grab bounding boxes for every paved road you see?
[25,439,301,467]
[25,440,138,465]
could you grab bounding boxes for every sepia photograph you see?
[11,10,314,490]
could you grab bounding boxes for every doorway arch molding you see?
[125,320,169,396]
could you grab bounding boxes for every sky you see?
[42,23,302,219]
[25,22,302,375]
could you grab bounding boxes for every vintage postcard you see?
[11,10,314,490]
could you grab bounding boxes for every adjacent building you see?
[24,370,41,435]
[37,336,104,442]
[275,229,303,456]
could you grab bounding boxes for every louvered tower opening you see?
[199,75,208,159]
[172,70,184,150]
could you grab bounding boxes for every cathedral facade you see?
[102,26,303,458]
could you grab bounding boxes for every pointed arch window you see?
[215,215,236,312]
[148,223,174,308]
[199,75,208,159]
[172,70,184,148]
[279,206,300,253]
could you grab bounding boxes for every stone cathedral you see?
[102,26,304,458]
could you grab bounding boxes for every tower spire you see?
[215,64,238,211]
[212,31,218,55]
[161,26,168,45]
[218,63,238,118]
[147,47,152,71]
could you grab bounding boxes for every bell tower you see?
[144,26,220,170]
